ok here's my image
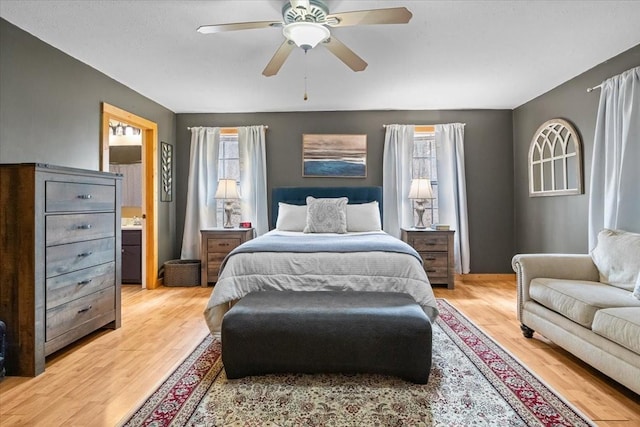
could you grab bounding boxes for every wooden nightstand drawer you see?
[411,234,449,252]
[421,252,447,267]
[207,238,241,253]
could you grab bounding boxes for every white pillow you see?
[346,201,382,232]
[304,196,348,233]
[633,273,640,300]
[591,229,640,289]
[275,202,307,231]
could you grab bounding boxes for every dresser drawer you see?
[46,213,115,246]
[46,237,115,278]
[411,234,449,252]
[46,287,115,342]
[207,238,241,253]
[46,181,115,212]
[46,262,116,309]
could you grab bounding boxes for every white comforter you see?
[203,230,439,335]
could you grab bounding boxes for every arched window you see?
[528,118,583,197]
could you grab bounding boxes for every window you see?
[216,131,241,227]
[412,129,439,226]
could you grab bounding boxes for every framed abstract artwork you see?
[302,134,367,178]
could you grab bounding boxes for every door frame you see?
[100,102,159,289]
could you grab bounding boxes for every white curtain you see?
[238,125,269,236]
[382,124,415,238]
[180,127,220,259]
[436,123,470,274]
[588,66,640,249]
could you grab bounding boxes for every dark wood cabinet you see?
[401,228,455,289]
[122,229,142,284]
[0,163,122,376]
[200,228,253,286]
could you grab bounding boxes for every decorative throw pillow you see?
[304,196,348,233]
[276,203,307,231]
[346,201,382,232]
[591,229,640,289]
[633,272,640,300]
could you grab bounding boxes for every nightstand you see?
[401,227,455,289]
[200,228,254,286]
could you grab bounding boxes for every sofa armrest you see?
[511,254,599,321]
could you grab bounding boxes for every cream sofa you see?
[512,229,640,395]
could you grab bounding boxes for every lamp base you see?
[223,202,234,228]
[414,200,427,229]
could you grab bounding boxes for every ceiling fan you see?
[197,0,412,77]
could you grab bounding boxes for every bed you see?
[203,186,439,336]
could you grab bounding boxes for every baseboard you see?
[456,273,516,282]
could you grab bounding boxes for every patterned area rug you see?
[120,299,594,426]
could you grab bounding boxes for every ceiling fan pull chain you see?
[303,49,309,101]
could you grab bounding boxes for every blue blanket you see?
[227,233,423,264]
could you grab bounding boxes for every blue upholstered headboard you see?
[271,186,383,229]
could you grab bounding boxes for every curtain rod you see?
[187,125,269,130]
[383,124,435,129]
[586,83,603,93]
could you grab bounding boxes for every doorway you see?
[100,102,159,289]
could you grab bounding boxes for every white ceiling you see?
[1,1,639,113]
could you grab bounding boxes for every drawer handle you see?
[78,194,93,199]
[78,251,93,257]
[426,269,437,273]
[426,243,437,246]
[77,224,92,230]
[218,243,230,247]
[77,305,92,314]
[78,279,92,285]
[424,257,436,261]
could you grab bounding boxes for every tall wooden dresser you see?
[0,163,122,376]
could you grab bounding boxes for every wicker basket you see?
[164,259,201,287]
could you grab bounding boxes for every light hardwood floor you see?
[0,280,638,426]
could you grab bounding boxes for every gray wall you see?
[0,18,178,269]
[176,110,515,273]
[512,44,640,254]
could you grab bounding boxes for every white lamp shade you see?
[283,22,330,49]
[408,178,434,199]
[215,179,240,199]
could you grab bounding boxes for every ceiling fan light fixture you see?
[283,22,330,50]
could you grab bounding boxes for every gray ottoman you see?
[221,291,432,384]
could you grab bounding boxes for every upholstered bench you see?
[221,290,433,383]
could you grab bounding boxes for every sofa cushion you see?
[634,273,640,300]
[592,307,640,354]
[529,278,640,328]
[591,229,640,291]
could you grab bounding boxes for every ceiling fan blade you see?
[263,40,295,76]
[326,7,412,27]
[323,36,367,72]
[197,21,281,34]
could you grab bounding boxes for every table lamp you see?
[408,178,434,229]
[215,179,240,228]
